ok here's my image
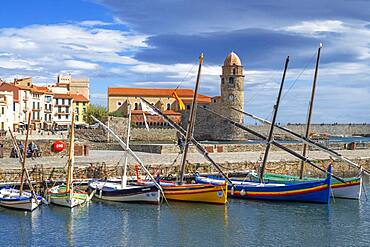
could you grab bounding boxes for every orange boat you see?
[160,182,228,204]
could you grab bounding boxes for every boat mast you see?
[179,53,203,185]
[231,107,370,176]
[122,106,132,187]
[139,97,233,184]
[299,44,322,179]
[19,111,31,195]
[66,112,75,193]
[259,56,290,182]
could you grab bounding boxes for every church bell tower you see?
[220,52,244,123]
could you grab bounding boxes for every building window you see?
[117,102,122,106]
[167,103,171,110]
[58,106,62,113]
[221,78,224,84]
[62,99,65,105]
[83,108,86,113]
[228,94,234,102]
[233,68,236,75]
[75,115,79,121]
[13,103,16,111]
[135,103,139,110]
[58,115,61,120]
[66,115,69,120]
[229,77,234,85]
[33,102,35,109]
[37,102,40,109]
[186,104,191,110]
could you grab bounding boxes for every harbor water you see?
[1,184,369,246]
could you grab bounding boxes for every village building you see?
[0,74,90,131]
[0,91,14,131]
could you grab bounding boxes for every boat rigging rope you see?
[174,62,196,91]
[262,51,317,122]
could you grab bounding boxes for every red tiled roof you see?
[131,109,181,115]
[0,82,19,101]
[108,87,211,103]
[71,93,89,102]
[54,93,73,99]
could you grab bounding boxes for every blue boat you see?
[195,165,332,204]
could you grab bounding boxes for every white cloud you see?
[64,60,99,70]
[283,20,370,60]
[0,23,147,79]
[283,20,346,35]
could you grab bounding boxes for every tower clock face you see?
[228,94,234,102]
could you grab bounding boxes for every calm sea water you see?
[1,184,369,247]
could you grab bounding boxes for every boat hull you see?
[254,173,362,200]
[162,183,228,205]
[0,188,42,211]
[88,181,160,204]
[196,176,331,204]
[48,185,89,208]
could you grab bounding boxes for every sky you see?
[0,0,369,123]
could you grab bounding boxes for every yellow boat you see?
[161,182,228,204]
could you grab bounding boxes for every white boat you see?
[89,108,161,204]
[88,181,160,204]
[0,112,43,211]
[48,112,89,208]
[0,187,42,211]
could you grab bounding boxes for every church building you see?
[107,52,245,140]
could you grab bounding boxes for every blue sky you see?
[0,0,369,123]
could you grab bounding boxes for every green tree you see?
[85,104,108,124]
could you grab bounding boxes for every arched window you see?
[228,94,234,102]
[229,77,234,84]
[167,103,171,110]
[233,68,236,75]
[134,103,138,110]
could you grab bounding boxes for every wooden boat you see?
[161,183,227,204]
[88,181,160,204]
[195,165,332,204]
[0,187,42,211]
[88,109,160,204]
[0,112,42,211]
[248,172,361,200]
[140,53,228,205]
[48,112,89,208]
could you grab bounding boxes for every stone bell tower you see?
[220,51,244,124]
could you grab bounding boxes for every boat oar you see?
[201,107,346,183]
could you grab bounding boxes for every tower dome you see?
[224,52,241,66]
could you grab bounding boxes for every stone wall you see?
[0,138,71,157]
[246,124,370,139]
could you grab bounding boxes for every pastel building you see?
[0,91,14,131]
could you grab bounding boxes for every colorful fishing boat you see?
[0,112,42,211]
[48,112,89,208]
[160,182,228,204]
[196,166,332,204]
[248,172,362,200]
